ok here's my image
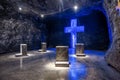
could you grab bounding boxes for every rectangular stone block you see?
[20,44,27,56]
[55,46,69,67]
[41,42,47,52]
[75,43,85,56]
[15,44,27,57]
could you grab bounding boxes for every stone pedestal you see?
[55,46,69,67]
[41,42,47,52]
[75,43,85,56]
[38,42,47,52]
[15,44,27,57]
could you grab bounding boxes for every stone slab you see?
[55,46,69,67]
[75,43,86,56]
[15,44,27,57]
[38,42,47,52]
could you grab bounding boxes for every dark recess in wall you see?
[46,10,110,50]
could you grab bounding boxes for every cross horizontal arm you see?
[64,26,84,33]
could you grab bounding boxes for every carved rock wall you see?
[0,18,42,53]
[104,0,120,72]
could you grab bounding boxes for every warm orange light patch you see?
[116,0,120,9]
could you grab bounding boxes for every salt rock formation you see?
[104,0,120,72]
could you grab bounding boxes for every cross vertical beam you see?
[64,19,84,48]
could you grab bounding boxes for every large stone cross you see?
[64,19,84,48]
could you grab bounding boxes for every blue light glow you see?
[68,64,87,80]
[68,49,87,80]
[65,19,84,48]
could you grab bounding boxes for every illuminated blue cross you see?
[64,19,84,48]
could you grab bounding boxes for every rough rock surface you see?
[0,0,47,53]
[104,0,120,72]
[0,18,42,53]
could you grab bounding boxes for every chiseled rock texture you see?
[0,0,48,53]
[0,18,42,53]
[104,0,120,72]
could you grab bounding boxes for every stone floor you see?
[0,48,120,80]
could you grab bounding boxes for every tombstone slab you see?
[75,43,85,56]
[55,46,69,67]
[41,42,47,52]
[15,44,27,57]
[38,42,47,52]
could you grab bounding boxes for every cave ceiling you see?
[0,0,103,18]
